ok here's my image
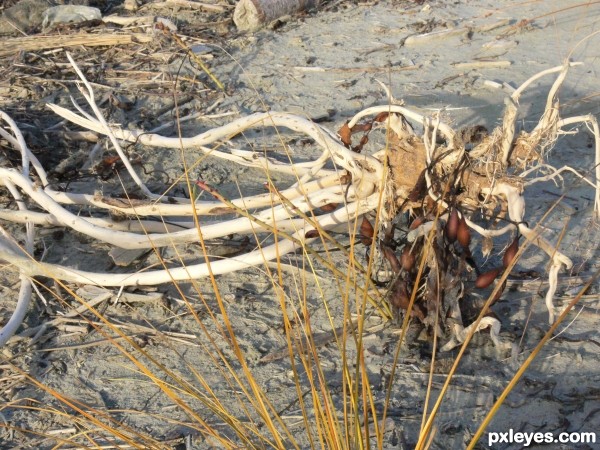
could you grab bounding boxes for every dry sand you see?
[1,0,600,448]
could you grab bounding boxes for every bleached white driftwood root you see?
[0,112,35,346]
[441,301,506,352]
[0,57,598,346]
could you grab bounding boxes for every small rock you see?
[42,5,101,29]
[0,0,54,35]
[124,0,140,12]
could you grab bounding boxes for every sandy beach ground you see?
[1,0,600,448]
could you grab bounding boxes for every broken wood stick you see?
[0,32,153,57]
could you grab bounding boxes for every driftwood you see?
[234,0,321,31]
[0,55,598,350]
[0,32,154,58]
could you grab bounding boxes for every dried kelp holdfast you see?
[0,57,598,349]
[337,61,599,349]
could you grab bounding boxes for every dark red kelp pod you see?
[360,216,375,245]
[381,245,401,274]
[475,268,502,289]
[389,280,426,320]
[390,279,410,309]
[445,208,459,243]
[319,202,339,212]
[457,215,471,248]
[305,229,320,239]
[409,216,426,230]
[503,235,520,268]
[400,246,415,271]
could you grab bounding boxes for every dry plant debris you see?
[0,55,598,351]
